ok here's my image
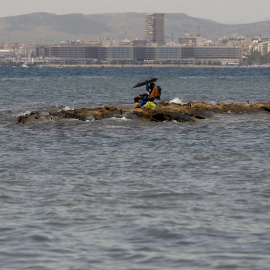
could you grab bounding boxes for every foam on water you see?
[110,116,130,121]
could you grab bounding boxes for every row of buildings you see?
[36,44,241,66]
[1,13,270,66]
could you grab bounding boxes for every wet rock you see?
[17,106,125,124]
[17,111,53,124]
[262,106,270,112]
[154,112,195,122]
[17,101,270,124]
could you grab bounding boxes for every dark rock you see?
[262,106,270,112]
[194,115,205,119]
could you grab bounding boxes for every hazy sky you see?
[0,0,270,24]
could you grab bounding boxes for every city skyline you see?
[0,0,270,24]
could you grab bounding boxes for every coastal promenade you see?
[38,63,270,68]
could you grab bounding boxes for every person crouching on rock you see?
[134,81,162,108]
[146,82,161,102]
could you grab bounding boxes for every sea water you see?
[0,67,270,269]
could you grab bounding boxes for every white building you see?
[258,42,269,55]
[0,49,12,58]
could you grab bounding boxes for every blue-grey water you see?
[1,67,270,270]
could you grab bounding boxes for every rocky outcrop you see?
[17,101,270,124]
[134,101,270,122]
[17,105,125,124]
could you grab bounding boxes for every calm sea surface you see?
[0,67,270,269]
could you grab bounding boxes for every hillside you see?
[0,12,270,44]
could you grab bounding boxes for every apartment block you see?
[145,13,165,45]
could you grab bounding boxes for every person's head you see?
[150,82,155,90]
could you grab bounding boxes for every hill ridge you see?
[0,12,270,44]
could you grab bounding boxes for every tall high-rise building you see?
[145,13,165,45]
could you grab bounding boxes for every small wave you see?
[106,116,131,121]
[169,97,185,105]
[115,117,129,121]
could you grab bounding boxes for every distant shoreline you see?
[2,63,269,68]
[38,64,269,68]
